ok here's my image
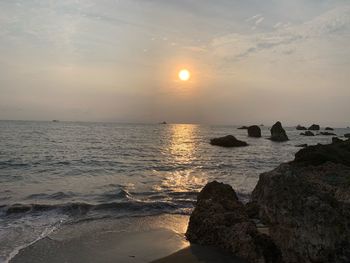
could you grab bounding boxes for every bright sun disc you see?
[178,69,190,81]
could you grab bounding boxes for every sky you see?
[0,0,349,126]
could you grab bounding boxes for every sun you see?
[178,69,190,81]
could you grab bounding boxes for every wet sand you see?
[9,214,241,263]
[151,245,246,263]
[10,215,243,263]
[10,215,189,263]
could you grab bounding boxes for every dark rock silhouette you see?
[269,121,288,142]
[344,133,350,138]
[237,126,248,130]
[296,125,307,130]
[325,127,334,131]
[300,131,314,136]
[319,132,336,136]
[252,139,350,263]
[210,135,248,147]
[308,124,320,130]
[248,125,262,138]
[186,181,283,263]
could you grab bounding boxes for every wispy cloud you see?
[211,5,350,61]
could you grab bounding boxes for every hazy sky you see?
[0,0,349,126]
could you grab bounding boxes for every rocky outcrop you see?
[252,139,350,263]
[248,125,262,138]
[319,132,336,136]
[344,133,350,138]
[186,181,283,263]
[300,131,314,136]
[325,127,334,131]
[308,124,320,130]
[269,122,289,142]
[210,135,248,147]
[296,125,307,130]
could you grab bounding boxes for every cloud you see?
[211,4,350,61]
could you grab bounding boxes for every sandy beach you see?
[9,214,240,263]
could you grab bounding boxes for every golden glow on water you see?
[169,124,196,164]
[154,124,207,194]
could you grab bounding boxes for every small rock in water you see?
[210,135,248,147]
[296,125,307,130]
[248,125,262,138]
[269,121,288,142]
[325,127,334,131]
[308,124,320,130]
[237,126,249,130]
[295,144,308,148]
[319,132,336,136]
[300,131,314,136]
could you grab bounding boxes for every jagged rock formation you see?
[188,139,350,263]
[186,181,283,263]
[252,139,350,263]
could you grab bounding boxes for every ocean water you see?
[0,121,348,262]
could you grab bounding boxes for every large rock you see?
[308,124,320,131]
[248,125,262,138]
[296,125,307,130]
[300,131,314,136]
[186,181,283,263]
[344,133,350,139]
[210,135,248,147]
[269,122,289,142]
[252,139,350,263]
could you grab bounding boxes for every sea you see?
[0,121,348,262]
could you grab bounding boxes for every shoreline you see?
[10,214,189,263]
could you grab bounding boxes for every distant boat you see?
[52,120,59,122]
[160,121,167,125]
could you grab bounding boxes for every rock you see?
[238,126,249,130]
[269,122,289,142]
[210,135,248,147]
[325,127,334,131]
[186,181,283,263]
[293,139,350,167]
[295,144,308,148]
[319,132,336,136]
[300,131,314,136]
[308,124,320,130]
[344,133,350,138]
[296,125,307,130]
[252,139,350,263]
[248,125,262,138]
[332,137,343,144]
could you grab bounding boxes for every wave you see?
[0,200,194,217]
